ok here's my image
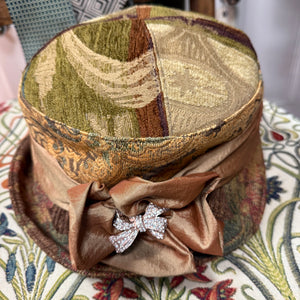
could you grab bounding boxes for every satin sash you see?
[30,105,262,276]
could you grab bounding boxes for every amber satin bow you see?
[67,173,224,276]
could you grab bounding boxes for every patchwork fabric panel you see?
[23,5,259,138]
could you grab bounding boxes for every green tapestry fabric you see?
[23,5,260,138]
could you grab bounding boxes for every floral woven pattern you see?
[0,99,299,299]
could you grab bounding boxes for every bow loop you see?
[113,211,134,231]
[109,229,139,254]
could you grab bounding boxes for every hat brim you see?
[9,135,267,278]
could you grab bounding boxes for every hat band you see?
[30,104,262,276]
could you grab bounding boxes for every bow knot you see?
[109,203,168,253]
[131,215,147,232]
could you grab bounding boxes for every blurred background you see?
[235,0,300,118]
[0,0,299,117]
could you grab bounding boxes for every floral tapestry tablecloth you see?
[0,99,299,300]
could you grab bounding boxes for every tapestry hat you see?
[10,5,266,278]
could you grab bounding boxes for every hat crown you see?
[20,5,262,185]
[23,5,259,139]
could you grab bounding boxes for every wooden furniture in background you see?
[190,0,215,17]
[0,0,12,27]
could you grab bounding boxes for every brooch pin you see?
[109,203,168,253]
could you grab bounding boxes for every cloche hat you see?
[10,5,266,278]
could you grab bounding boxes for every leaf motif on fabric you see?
[0,213,17,237]
[46,256,56,273]
[92,278,124,300]
[121,287,139,298]
[34,40,57,107]
[60,31,160,108]
[25,263,36,292]
[5,253,16,283]
[190,279,236,300]
[270,130,284,141]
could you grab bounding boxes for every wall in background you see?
[235,0,300,118]
[0,26,26,102]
